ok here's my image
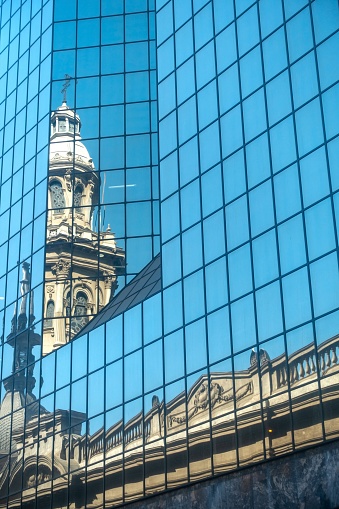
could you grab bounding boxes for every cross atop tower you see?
[61,74,73,103]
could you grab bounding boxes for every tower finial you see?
[17,262,30,331]
[61,74,72,104]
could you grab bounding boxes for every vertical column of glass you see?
[156,0,339,485]
[0,0,53,507]
[47,0,159,352]
[309,0,339,443]
[25,1,162,507]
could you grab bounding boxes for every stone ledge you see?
[124,440,339,509]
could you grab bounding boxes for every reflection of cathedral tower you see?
[43,101,125,355]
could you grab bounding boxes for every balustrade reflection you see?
[1,331,338,508]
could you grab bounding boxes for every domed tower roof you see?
[49,102,94,170]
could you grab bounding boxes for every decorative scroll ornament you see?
[52,259,71,278]
[46,285,55,299]
[103,271,116,288]
[64,170,72,192]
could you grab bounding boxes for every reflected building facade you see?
[1,0,339,508]
[44,99,125,354]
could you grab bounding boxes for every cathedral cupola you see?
[50,100,81,139]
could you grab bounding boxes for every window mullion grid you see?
[281,0,325,445]
[232,0,267,463]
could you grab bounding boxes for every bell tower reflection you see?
[43,85,125,354]
[0,263,41,455]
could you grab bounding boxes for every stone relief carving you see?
[168,381,253,428]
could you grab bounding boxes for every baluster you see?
[276,368,280,389]
[309,355,315,373]
[325,350,331,370]
[281,366,286,385]
[305,357,310,376]
[319,352,325,374]
[299,360,305,379]
[294,363,298,382]
[331,346,338,366]
[290,363,296,384]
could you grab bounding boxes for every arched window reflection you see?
[71,291,89,335]
[50,181,66,211]
[74,185,83,208]
[44,300,54,328]
[75,292,87,316]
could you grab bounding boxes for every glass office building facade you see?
[0,0,339,507]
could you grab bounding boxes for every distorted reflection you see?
[43,78,125,354]
[0,276,339,509]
